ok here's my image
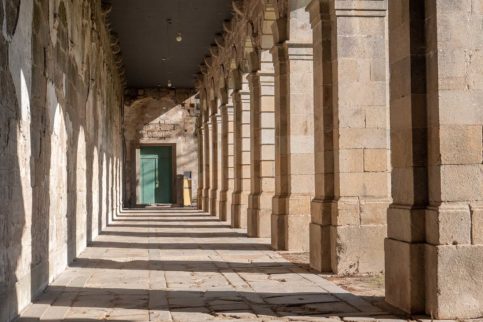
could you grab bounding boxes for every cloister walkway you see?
[17,209,404,322]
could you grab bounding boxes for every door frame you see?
[135,143,177,205]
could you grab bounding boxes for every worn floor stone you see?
[17,208,409,322]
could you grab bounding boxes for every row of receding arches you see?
[195,0,483,320]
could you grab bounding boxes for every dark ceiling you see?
[107,0,233,89]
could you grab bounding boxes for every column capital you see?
[271,42,313,62]
[333,0,387,17]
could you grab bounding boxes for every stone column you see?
[231,78,251,228]
[307,0,334,271]
[247,52,276,238]
[225,97,235,225]
[308,0,390,274]
[385,0,427,314]
[386,0,483,319]
[218,100,228,221]
[209,105,219,216]
[197,118,204,210]
[216,106,223,219]
[271,2,315,251]
[202,107,210,213]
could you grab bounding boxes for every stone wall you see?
[196,0,483,319]
[0,0,123,320]
[123,89,199,207]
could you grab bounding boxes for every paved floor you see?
[17,208,406,322]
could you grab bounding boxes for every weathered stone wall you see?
[0,0,123,320]
[123,89,199,207]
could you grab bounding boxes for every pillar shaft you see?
[271,11,315,250]
[225,102,235,225]
[385,0,427,314]
[197,121,204,210]
[216,110,223,219]
[308,0,390,274]
[218,104,228,221]
[209,110,219,216]
[202,120,210,212]
[231,81,251,228]
[247,60,276,238]
[387,0,483,318]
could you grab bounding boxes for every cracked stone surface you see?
[17,208,411,321]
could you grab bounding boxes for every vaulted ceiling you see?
[106,0,233,89]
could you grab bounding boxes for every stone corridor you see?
[18,208,396,322]
[2,0,483,321]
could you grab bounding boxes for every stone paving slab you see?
[17,208,418,322]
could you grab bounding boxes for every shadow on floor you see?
[18,320,133,322]
[23,285,395,319]
[88,241,272,251]
[116,214,213,218]
[99,230,247,238]
[69,258,301,272]
[107,223,233,229]
[121,208,200,213]
[112,218,222,222]
[18,208,414,321]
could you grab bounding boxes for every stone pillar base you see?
[309,197,388,274]
[310,198,332,272]
[271,213,310,251]
[247,192,272,238]
[225,188,233,225]
[384,238,425,314]
[330,224,386,274]
[231,191,249,228]
[309,222,331,272]
[202,188,210,213]
[209,189,218,216]
[425,244,483,319]
[247,207,271,238]
[218,190,227,221]
[271,194,312,251]
[197,188,203,210]
[231,204,247,228]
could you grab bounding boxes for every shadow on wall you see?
[124,89,198,142]
[0,0,25,319]
[1,0,122,320]
[29,0,50,311]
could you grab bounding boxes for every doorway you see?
[140,145,174,204]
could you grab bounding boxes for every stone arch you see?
[75,126,87,257]
[208,77,216,102]
[217,67,229,105]
[228,65,242,91]
[242,23,260,73]
[48,99,68,280]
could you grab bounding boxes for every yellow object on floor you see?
[183,178,192,206]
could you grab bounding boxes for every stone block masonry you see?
[122,88,199,208]
[196,0,483,319]
[0,1,123,320]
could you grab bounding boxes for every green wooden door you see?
[141,157,157,204]
[140,146,173,204]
